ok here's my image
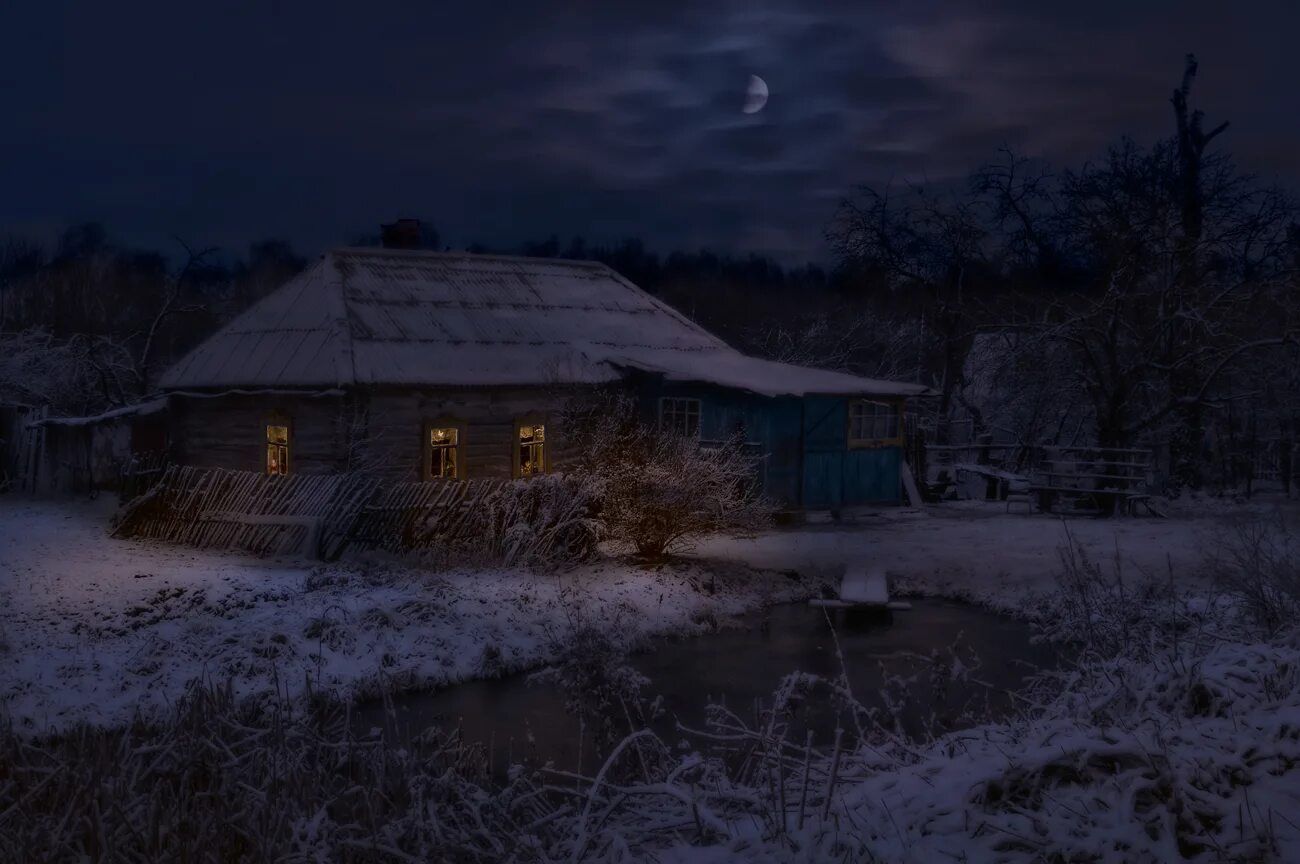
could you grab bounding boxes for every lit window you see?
[518,423,546,477]
[848,400,899,445]
[266,424,290,475]
[659,397,701,436]
[429,427,459,479]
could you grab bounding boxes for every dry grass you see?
[0,681,554,863]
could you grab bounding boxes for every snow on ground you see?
[2,493,1293,732]
[0,498,816,733]
[4,494,1299,859]
[693,496,1297,614]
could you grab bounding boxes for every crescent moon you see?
[743,74,768,114]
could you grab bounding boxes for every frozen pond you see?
[355,599,1055,776]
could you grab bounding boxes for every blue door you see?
[801,397,845,509]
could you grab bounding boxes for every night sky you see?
[3,1,1298,263]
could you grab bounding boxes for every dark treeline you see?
[2,55,1297,491]
[472,235,838,348]
[0,230,306,413]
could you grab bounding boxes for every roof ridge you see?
[325,247,609,268]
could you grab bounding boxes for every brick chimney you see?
[380,218,422,250]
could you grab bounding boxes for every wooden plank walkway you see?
[810,563,912,611]
[841,563,889,605]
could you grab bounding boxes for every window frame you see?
[423,419,466,481]
[658,396,702,437]
[513,415,548,479]
[846,398,903,448]
[264,416,292,476]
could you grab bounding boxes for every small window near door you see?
[429,427,459,479]
[517,423,546,477]
[659,397,701,436]
[266,424,290,475]
[847,400,900,446]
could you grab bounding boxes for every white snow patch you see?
[0,498,816,733]
[690,499,1281,615]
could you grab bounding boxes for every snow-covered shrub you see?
[532,616,670,782]
[1210,510,1300,635]
[1041,525,1190,662]
[534,626,651,736]
[565,392,773,561]
[479,473,603,567]
[0,329,141,416]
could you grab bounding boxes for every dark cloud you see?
[1,0,1297,263]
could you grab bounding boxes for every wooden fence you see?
[345,478,510,555]
[112,465,521,560]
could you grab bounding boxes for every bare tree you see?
[127,240,213,394]
[829,182,988,439]
[0,238,213,415]
[1014,136,1295,464]
[751,307,924,382]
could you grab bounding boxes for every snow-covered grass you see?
[648,521,1300,863]
[4,494,1295,733]
[693,495,1298,616]
[0,497,818,733]
[4,498,1299,862]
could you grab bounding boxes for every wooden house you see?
[159,245,930,510]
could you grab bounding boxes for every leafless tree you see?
[829,182,987,439]
[752,308,924,382]
[1017,137,1297,474]
[908,59,1300,491]
[0,239,212,415]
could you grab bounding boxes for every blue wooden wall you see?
[637,379,903,510]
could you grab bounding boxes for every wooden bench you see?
[1028,445,1154,516]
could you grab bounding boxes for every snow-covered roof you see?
[161,248,929,399]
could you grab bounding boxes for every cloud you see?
[1,0,1296,263]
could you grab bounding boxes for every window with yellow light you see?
[429,426,459,479]
[517,422,546,477]
[266,424,290,475]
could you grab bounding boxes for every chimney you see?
[380,218,422,250]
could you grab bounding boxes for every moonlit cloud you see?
[1,0,1296,263]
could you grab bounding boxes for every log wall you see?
[169,387,594,480]
[170,394,348,475]
[361,387,584,481]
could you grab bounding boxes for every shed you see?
[1,399,167,495]
[159,247,930,509]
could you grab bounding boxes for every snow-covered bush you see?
[566,393,773,562]
[480,473,604,567]
[0,329,140,415]
[1041,523,1191,662]
[1209,510,1300,635]
[532,623,668,782]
